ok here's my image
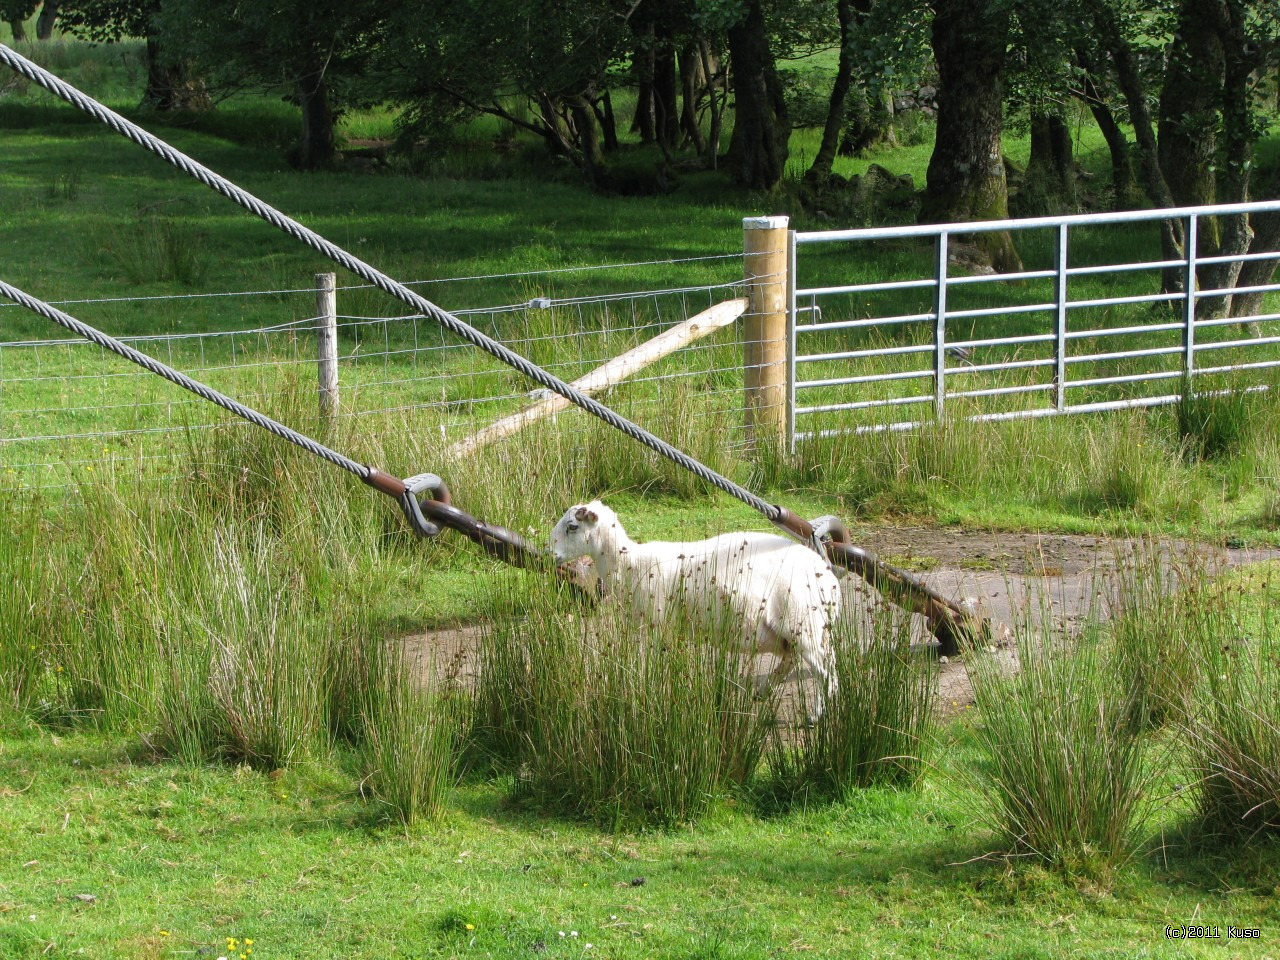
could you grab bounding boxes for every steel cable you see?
[0,280,373,483]
[0,43,781,524]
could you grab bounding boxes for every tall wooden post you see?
[315,272,339,423]
[742,215,790,447]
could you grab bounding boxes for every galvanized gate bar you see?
[789,200,1280,443]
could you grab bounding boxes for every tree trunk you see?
[294,69,336,170]
[1023,111,1075,212]
[1157,0,1224,225]
[653,23,679,153]
[921,0,1021,272]
[1226,211,1280,328]
[839,87,896,156]
[724,0,789,190]
[8,18,26,41]
[537,93,577,159]
[806,0,865,183]
[141,38,210,112]
[1226,152,1280,325]
[571,95,606,187]
[1156,0,1227,301]
[678,43,707,155]
[34,0,56,39]
[1074,57,1136,208]
[699,41,725,169]
[1090,0,1184,292]
[631,26,656,143]
[1208,0,1263,324]
[594,91,619,153]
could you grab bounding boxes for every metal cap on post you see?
[742,216,789,449]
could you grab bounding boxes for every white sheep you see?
[550,500,842,722]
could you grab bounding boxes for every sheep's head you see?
[550,499,612,562]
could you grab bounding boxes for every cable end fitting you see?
[770,506,815,547]
[363,467,407,498]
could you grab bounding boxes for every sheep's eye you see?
[566,522,580,533]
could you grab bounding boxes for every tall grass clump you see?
[154,526,330,769]
[766,602,933,801]
[181,374,364,533]
[782,410,1052,516]
[361,648,469,826]
[1103,540,1209,731]
[1176,379,1255,462]
[42,486,185,729]
[468,575,545,770]
[572,381,740,500]
[99,213,212,287]
[1180,569,1280,842]
[0,495,47,726]
[1083,413,1182,516]
[966,610,1153,875]
[474,582,773,826]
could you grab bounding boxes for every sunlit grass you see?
[965,608,1156,876]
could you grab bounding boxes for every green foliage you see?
[55,0,156,43]
[361,652,468,826]
[0,0,39,29]
[1176,380,1257,462]
[966,615,1155,875]
[844,0,932,100]
[97,212,211,286]
[1181,570,1280,842]
[475,587,774,827]
[766,603,934,801]
[373,0,634,169]
[777,64,833,130]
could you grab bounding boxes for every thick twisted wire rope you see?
[0,279,373,483]
[0,43,781,524]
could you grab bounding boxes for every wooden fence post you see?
[315,272,338,423]
[742,215,790,448]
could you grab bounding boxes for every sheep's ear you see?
[574,505,598,525]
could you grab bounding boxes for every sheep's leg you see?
[796,643,837,725]
[753,624,794,699]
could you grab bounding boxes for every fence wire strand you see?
[0,42,778,522]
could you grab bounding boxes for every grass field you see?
[3,39,1278,541]
[3,721,1278,960]
[3,36,1280,960]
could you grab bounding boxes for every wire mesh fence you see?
[0,263,753,491]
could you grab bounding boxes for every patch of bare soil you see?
[402,528,1279,722]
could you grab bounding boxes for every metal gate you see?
[787,200,1280,447]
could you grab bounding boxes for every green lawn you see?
[4,37,1280,960]
[3,721,1278,960]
